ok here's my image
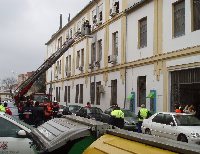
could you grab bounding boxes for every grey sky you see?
[0,0,90,80]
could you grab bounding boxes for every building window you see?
[139,17,147,48]
[76,50,80,69]
[59,60,61,74]
[69,55,71,72]
[70,28,73,38]
[58,87,61,102]
[112,31,118,56]
[173,0,185,37]
[79,84,83,104]
[56,87,58,102]
[81,49,84,66]
[64,86,67,103]
[91,43,96,63]
[68,86,70,103]
[65,57,68,76]
[77,21,81,32]
[137,76,146,107]
[97,39,102,61]
[56,61,59,75]
[111,80,117,106]
[98,4,103,23]
[75,85,79,103]
[58,37,62,49]
[193,0,200,31]
[96,82,101,105]
[92,9,97,24]
[90,82,95,104]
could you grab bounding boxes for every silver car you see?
[0,112,36,154]
[142,112,200,145]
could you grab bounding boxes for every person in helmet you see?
[52,101,59,118]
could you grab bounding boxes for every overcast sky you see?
[0,0,90,81]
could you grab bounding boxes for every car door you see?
[162,114,177,140]
[101,108,112,123]
[151,113,165,137]
[0,117,35,154]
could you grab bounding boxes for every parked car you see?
[101,107,138,131]
[142,112,200,145]
[75,107,103,121]
[62,105,81,115]
[0,112,42,154]
[57,104,66,117]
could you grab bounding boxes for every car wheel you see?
[145,128,151,135]
[178,134,188,143]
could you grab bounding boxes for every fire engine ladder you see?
[14,21,91,103]
[14,38,75,102]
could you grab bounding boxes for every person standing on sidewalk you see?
[137,104,151,133]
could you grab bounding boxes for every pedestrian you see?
[137,104,151,133]
[4,102,12,115]
[85,102,91,108]
[184,104,196,115]
[33,101,44,127]
[175,104,182,113]
[110,105,124,129]
[0,102,6,113]
[52,101,59,118]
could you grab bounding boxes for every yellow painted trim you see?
[105,0,110,22]
[162,61,168,112]
[121,15,126,64]
[72,45,75,76]
[167,62,200,71]
[104,25,109,68]
[122,0,127,11]
[153,0,163,55]
[62,54,64,79]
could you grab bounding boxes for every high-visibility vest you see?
[139,108,148,121]
[111,110,124,118]
[0,105,5,112]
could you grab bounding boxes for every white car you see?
[0,112,42,154]
[142,112,200,145]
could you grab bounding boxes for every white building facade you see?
[45,0,200,114]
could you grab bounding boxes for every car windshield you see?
[174,115,200,126]
[122,110,137,118]
[68,106,80,112]
[88,108,103,114]
[4,114,34,130]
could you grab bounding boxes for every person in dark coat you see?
[33,101,44,127]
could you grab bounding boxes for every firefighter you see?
[52,101,59,118]
[4,102,12,115]
[23,101,34,125]
[110,105,124,129]
[137,104,151,133]
[44,103,52,121]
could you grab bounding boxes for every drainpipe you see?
[124,15,128,109]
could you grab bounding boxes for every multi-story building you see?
[45,0,200,113]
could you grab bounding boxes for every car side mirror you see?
[17,130,27,138]
[170,122,174,126]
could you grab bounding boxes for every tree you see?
[1,77,17,97]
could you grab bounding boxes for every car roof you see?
[0,112,5,115]
[157,112,193,116]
